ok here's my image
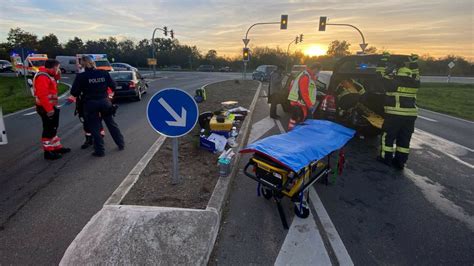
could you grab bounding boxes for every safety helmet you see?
[396,67,412,77]
[409,54,419,62]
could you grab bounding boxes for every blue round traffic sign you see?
[146,88,199,138]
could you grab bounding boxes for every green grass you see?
[0,76,69,114]
[418,82,474,121]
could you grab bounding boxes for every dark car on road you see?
[197,65,214,72]
[0,60,13,72]
[314,54,413,135]
[252,65,277,81]
[110,71,148,101]
[219,66,232,72]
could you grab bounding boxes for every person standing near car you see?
[378,55,420,169]
[33,59,71,160]
[268,65,285,119]
[287,63,321,130]
[71,55,124,157]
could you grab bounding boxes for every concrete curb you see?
[204,81,262,263]
[4,81,71,118]
[61,80,263,265]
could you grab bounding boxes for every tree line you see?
[0,28,472,76]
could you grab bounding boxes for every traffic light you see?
[170,30,174,39]
[295,36,298,44]
[299,34,304,42]
[280,15,288,30]
[319,17,327,31]
[243,47,250,61]
[163,26,168,36]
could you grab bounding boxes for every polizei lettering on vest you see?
[88,77,106,84]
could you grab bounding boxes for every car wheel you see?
[143,85,148,94]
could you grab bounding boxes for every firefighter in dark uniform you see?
[70,56,124,157]
[378,55,420,169]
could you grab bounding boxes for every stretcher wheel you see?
[294,205,310,218]
[261,187,273,200]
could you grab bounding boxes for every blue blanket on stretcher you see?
[241,120,355,172]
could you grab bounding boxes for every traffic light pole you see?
[242,22,280,80]
[285,39,297,73]
[151,27,164,78]
[326,23,367,52]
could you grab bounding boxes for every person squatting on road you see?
[287,63,321,130]
[377,54,420,170]
[268,65,285,119]
[33,59,71,160]
[71,55,124,157]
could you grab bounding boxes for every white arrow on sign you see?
[359,43,368,51]
[158,97,187,127]
[243,38,250,46]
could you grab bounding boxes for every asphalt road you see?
[0,71,241,264]
[212,82,473,264]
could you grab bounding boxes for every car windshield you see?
[95,60,111,67]
[266,66,277,73]
[110,72,133,81]
[30,60,46,67]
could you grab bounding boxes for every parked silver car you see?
[111,63,138,72]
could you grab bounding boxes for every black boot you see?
[44,151,62,160]
[81,136,93,149]
[57,147,71,154]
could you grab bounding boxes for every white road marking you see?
[418,115,438,122]
[411,129,474,169]
[23,111,37,116]
[275,119,285,133]
[419,108,474,124]
[309,188,354,266]
[404,168,474,231]
[247,116,275,144]
[275,120,353,266]
[275,211,332,266]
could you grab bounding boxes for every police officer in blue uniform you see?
[71,55,125,157]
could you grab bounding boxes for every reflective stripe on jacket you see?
[287,70,316,107]
[383,76,419,117]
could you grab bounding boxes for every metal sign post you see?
[0,107,8,145]
[447,61,455,83]
[146,88,198,184]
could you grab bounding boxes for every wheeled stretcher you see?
[241,120,355,229]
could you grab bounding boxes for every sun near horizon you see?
[304,45,327,57]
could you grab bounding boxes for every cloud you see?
[0,0,472,60]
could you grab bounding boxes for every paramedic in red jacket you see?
[34,59,71,160]
[287,63,321,130]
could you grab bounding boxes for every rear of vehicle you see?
[315,54,411,134]
[252,65,277,81]
[110,71,147,101]
[76,54,114,72]
[56,56,77,73]
[0,60,13,72]
[16,54,48,76]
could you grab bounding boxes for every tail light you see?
[129,81,136,89]
[321,95,336,112]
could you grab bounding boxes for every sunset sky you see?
[1,0,473,60]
